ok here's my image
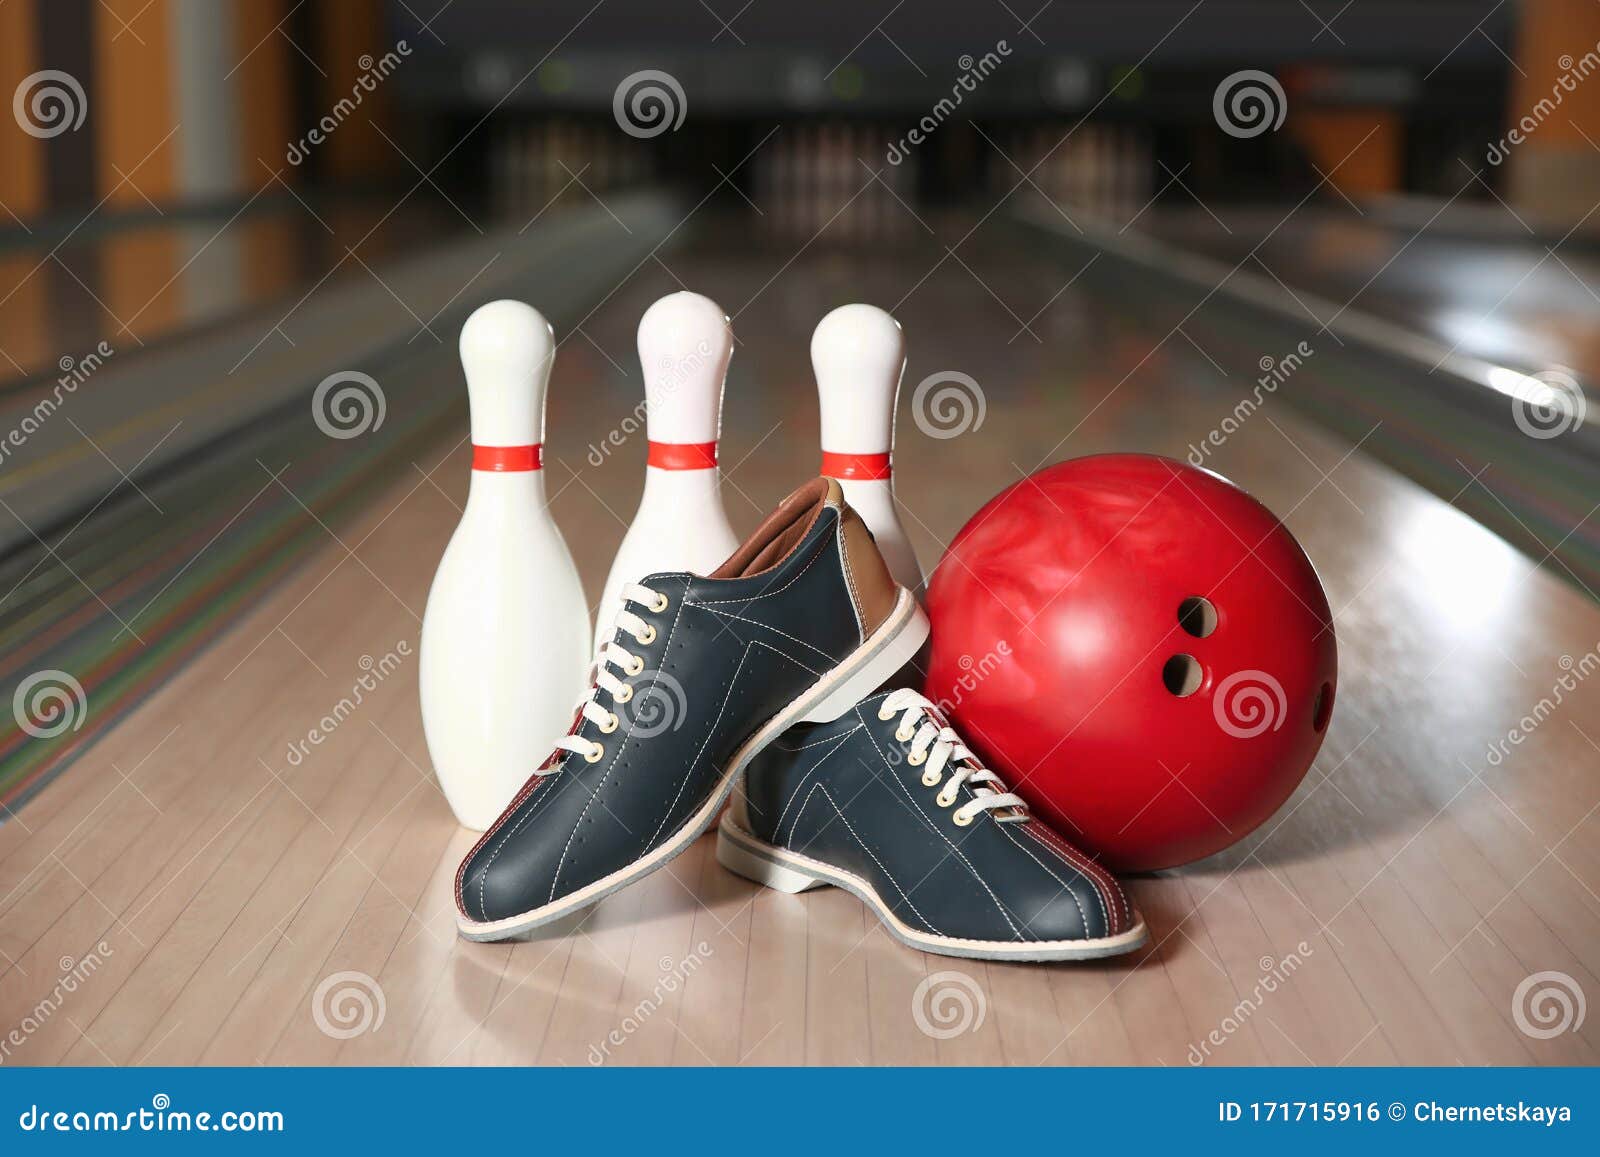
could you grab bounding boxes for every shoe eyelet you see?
[614,685,634,703]
[952,810,974,827]
[584,743,605,764]
[895,724,915,743]
[636,624,657,645]
[626,655,645,676]
[599,712,619,734]
[921,769,941,788]
[877,704,896,721]
[651,592,669,613]
[906,748,926,766]
[936,788,957,808]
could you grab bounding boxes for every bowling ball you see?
[924,454,1337,871]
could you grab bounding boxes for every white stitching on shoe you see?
[854,722,1024,938]
[1020,822,1127,930]
[791,783,940,934]
[996,822,1096,936]
[773,725,864,753]
[770,727,860,841]
[646,638,823,847]
[685,603,837,660]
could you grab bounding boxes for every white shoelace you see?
[553,582,667,767]
[877,688,1028,826]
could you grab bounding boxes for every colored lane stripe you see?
[821,450,892,480]
[0,403,448,815]
[647,440,718,469]
[472,443,542,471]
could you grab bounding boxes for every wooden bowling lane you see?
[1134,205,1600,387]
[1,211,1597,1066]
[1017,202,1600,600]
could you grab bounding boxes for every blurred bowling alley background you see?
[2,1,1599,1067]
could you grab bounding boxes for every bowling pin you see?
[811,303,924,598]
[420,300,591,832]
[592,292,740,655]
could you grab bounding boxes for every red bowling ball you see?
[924,454,1337,871]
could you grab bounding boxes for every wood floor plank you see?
[59,703,409,1063]
[590,844,707,1066]
[332,827,480,1066]
[1097,883,1202,1066]
[1154,872,1279,1066]
[735,884,810,1065]
[535,860,659,1066]
[208,786,456,1065]
[803,887,870,1064]
[984,958,1064,1066]
[1231,863,1399,1065]
[863,929,940,1065]
[159,716,436,1065]
[669,836,756,1065]
[1041,963,1140,1065]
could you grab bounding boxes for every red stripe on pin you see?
[821,450,892,481]
[472,444,542,472]
[647,440,718,470]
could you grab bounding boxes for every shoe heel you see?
[799,590,929,723]
[717,827,827,894]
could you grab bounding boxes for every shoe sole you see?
[456,587,930,941]
[716,815,1150,962]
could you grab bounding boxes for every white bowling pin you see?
[592,292,740,655]
[420,300,591,832]
[811,303,924,598]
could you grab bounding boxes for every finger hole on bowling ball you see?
[1312,682,1334,732]
[1176,596,1217,638]
[1162,653,1203,697]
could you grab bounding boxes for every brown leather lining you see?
[710,477,835,579]
[838,504,897,636]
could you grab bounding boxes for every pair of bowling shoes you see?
[454,478,1146,961]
